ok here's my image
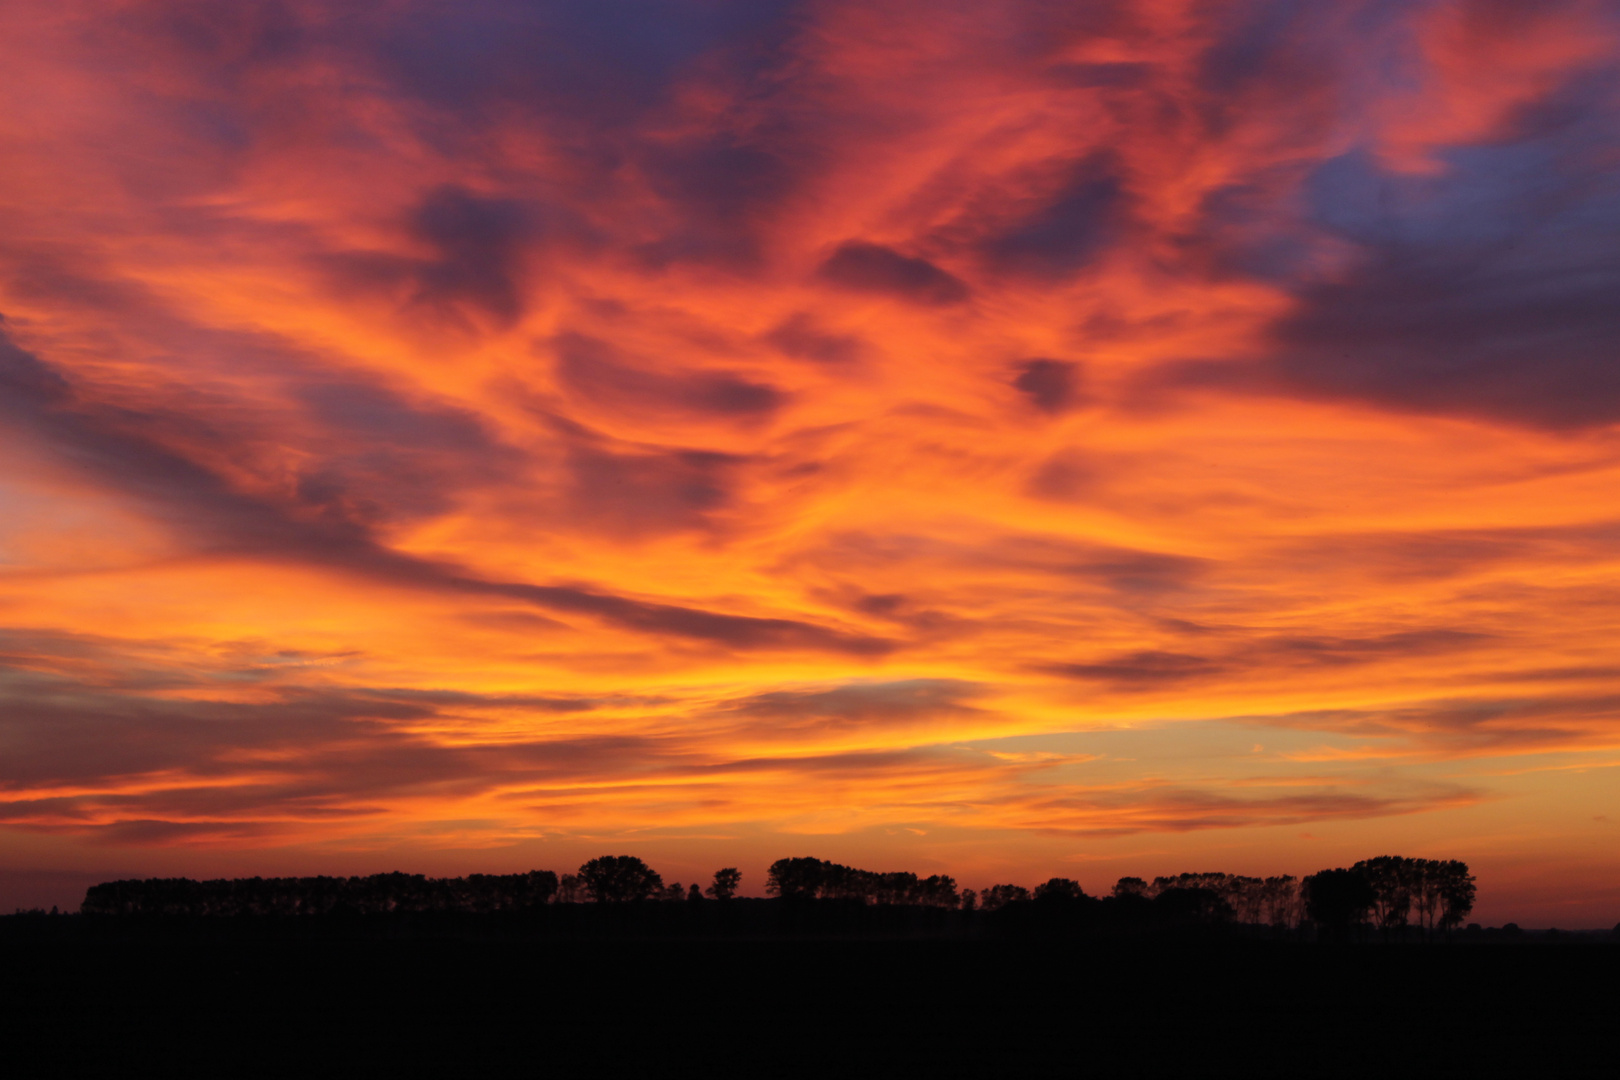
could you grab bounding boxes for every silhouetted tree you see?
[913,874,960,908]
[1434,859,1476,932]
[1261,875,1301,928]
[764,858,959,906]
[1153,887,1234,925]
[1032,878,1087,902]
[960,889,978,911]
[687,883,703,902]
[578,856,664,903]
[1226,876,1266,924]
[1353,856,1414,935]
[1144,871,1284,923]
[1112,877,1147,899]
[978,884,1030,911]
[1303,868,1376,940]
[556,874,583,903]
[706,867,741,900]
[766,857,826,900]
[867,871,919,904]
[1149,872,1245,902]
[1333,856,1476,938]
[1410,859,1442,932]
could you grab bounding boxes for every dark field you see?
[2,914,1615,1078]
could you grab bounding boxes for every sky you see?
[2,0,1620,925]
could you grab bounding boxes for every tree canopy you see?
[765,857,959,906]
[577,856,664,903]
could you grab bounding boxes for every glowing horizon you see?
[3,0,1620,925]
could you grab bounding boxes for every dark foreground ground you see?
[2,915,1615,1077]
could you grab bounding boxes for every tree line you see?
[763,857,960,906]
[80,871,563,917]
[79,857,743,917]
[763,861,1307,929]
[80,853,1475,935]
[1301,857,1476,939]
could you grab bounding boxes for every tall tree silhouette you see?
[1354,856,1415,935]
[1261,876,1301,928]
[1434,860,1476,932]
[1412,860,1443,932]
[1340,856,1476,937]
[556,874,583,903]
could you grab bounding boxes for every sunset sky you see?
[4,0,1620,924]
